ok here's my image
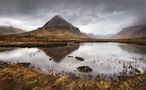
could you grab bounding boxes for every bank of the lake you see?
[0,64,146,90]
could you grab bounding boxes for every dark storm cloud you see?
[0,0,145,18]
[0,0,145,34]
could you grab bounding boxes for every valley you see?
[0,15,146,90]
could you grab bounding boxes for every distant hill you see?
[0,26,24,35]
[82,32,113,39]
[82,32,98,39]
[96,34,113,39]
[13,15,89,41]
[112,25,146,39]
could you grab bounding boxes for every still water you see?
[0,43,146,80]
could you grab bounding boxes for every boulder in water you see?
[77,66,92,72]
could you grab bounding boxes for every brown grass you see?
[89,38,146,45]
[0,64,146,90]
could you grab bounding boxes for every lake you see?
[0,43,146,81]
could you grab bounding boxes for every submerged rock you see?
[68,56,73,58]
[77,66,93,72]
[16,62,31,67]
[75,57,84,61]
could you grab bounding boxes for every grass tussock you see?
[0,64,146,90]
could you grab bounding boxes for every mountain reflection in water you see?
[42,44,80,62]
[119,44,146,55]
[0,43,146,80]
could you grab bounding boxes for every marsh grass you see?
[0,64,146,90]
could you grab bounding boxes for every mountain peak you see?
[41,15,80,33]
[52,15,64,20]
[42,15,72,28]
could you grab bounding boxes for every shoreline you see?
[0,63,146,90]
[0,39,145,47]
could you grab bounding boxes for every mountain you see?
[41,15,80,33]
[112,25,146,39]
[14,15,89,41]
[0,26,24,35]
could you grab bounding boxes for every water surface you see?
[0,43,146,80]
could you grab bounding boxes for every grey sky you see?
[0,0,145,35]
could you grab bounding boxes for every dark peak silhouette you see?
[41,15,80,33]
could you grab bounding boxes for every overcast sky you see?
[0,0,145,35]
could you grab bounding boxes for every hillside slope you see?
[0,26,24,35]
[112,25,146,39]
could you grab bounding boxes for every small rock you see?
[75,57,84,61]
[117,75,127,81]
[134,68,141,74]
[49,58,52,60]
[77,66,93,72]
[0,61,8,65]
